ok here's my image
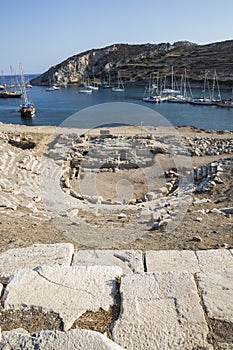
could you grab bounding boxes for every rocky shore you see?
[0,122,232,349]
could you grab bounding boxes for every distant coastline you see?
[31,40,233,88]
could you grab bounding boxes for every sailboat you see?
[189,71,213,105]
[167,69,191,103]
[0,69,22,98]
[79,87,93,94]
[19,64,35,118]
[102,72,112,89]
[143,74,160,102]
[161,66,180,96]
[112,71,125,92]
[45,77,60,91]
[217,88,233,108]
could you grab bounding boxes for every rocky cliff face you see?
[31,40,233,86]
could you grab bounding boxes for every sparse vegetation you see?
[31,40,233,86]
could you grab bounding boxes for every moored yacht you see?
[112,71,125,92]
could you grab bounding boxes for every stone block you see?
[3,265,122,331]
[197,271,233,323]
[112,272,212,350]
[146,250,199,273]
[196,249,233,273]
[0,329,124,349]
[72,250,144,274]
[0,243,74,284]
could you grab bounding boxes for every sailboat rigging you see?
[19,64,35,118]
[112,71,125,92]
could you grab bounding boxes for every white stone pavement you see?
[0,243,232,349]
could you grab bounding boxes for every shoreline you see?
[0,121,232,135]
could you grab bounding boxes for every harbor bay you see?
[0,77,232,130]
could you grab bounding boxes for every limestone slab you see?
[0,243,74,284]
[196,249,233,273]
[112,272,212,350]
[72,250,144,274]
[3,265,122,331]
[197,271,233,323]
[0,329,124,350]
[145,250,199,273]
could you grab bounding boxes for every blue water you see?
[0,74,232,130]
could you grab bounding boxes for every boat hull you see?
[0,92,22,98]
[19,104,35,118]
[112,88,125,92]
[79,89,93,94]
[217,103,233,108]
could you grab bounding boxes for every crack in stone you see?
[193,273,212,324]
[33,267,96,299]
[142,251,147,272]
[173,297,182,325]
[70,252,75,266]
[113,253,131,265]
[0,283,7,307]
[194,251,203,272]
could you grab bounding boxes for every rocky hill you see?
[31,40,233,87]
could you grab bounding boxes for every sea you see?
[0,74,232,130]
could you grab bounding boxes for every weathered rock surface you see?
[3,265,122,331]
[31,40,233,86]
[0,329,124,350]
[197,272,233,347]
[146,250,199,273]
[0,243,74,284]
[197,272,233,323]
[72,250,144,274]
[196,249,233,273]
[1,244,233,349]
[112,272,212,350]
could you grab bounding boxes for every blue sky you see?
[1,0,233,74]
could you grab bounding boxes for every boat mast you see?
[156,72,159,95]
[19,63,28,104]
[183,68,187,98]
[1,70,6,90]
[171,66,174,90]
[216,71,221,100]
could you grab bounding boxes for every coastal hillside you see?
[31,40,233,86]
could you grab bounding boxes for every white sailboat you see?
[143,74,160,103]
[112,71,125,92]
[167,69,191,103]
[45,77,60,91]
[79,88,93,94]
[189,70,222,106]
[161,66,180,95]
[217,88,233,108]
[85,76,99,90]
[102,72,112,88]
